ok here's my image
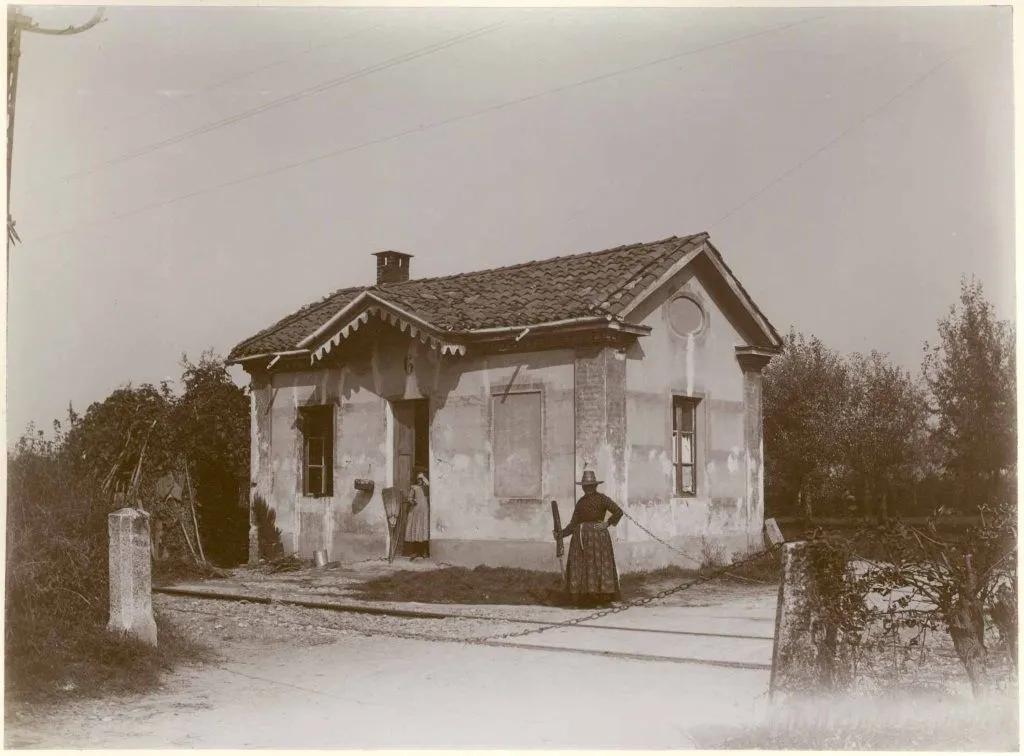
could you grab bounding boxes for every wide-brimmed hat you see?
[576,470,603,486]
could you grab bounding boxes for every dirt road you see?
[6,584,777,748]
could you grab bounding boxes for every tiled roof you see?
[229,233,736,361]
[229,286,364,359]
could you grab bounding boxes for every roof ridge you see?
[595,233,708,311]
[378,234,697,289]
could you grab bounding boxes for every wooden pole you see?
[183,462,207,564]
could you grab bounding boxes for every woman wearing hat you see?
[554,469,624,607]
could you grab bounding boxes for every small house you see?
[228,234,782,571]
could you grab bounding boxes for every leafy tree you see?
[841,351,930,522]
[170,351,250,566]
[763,329,850,520]
[923,277,1016,513]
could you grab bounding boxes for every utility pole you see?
[7,5,105,253]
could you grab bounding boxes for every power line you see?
[20,14,823,248]
[24,20,507,196]
[708,20,1005,233]
[23,18,386,188]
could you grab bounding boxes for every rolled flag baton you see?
[551,500,565,580]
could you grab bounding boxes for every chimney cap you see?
[373,250,414,259]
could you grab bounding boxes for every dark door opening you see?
[392,398,430,558]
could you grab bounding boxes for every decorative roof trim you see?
[297,291,374,349]
[310,302,468,364]
[301,291,652,364]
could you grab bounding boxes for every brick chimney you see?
[373,251,413,285]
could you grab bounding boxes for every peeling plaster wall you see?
[430,350,577,565]
[249,266,767,571]
[621,265,761,570]
[250,326,576,565]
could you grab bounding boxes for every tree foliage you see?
[764,277,1012,522]
[923,277,1016,512]
[763,330,850,520]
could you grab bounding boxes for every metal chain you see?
[620,511,702,565]
[478,545,777,642]
[162,545,778,648]
[621,511,776,584]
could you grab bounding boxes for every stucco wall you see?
[619,263,763,569]
[250,324,577,564]
[248,264,768,572]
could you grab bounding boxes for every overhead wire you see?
[22,17,386,192]
[19,14,824,247]
[707,18,1007,232]
[25,19,507,195]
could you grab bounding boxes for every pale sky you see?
[5,3,1015,441]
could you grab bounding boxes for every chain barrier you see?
[620,511,775,584]
[161,543,779,648]
[182,511,780,649]
[477,544,778,643]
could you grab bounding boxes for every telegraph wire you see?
[707,19,1006,233]
[20,14,823,248]
[27,20,507,195]
[22,18,387,195]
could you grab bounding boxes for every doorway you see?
[391,398,430,558]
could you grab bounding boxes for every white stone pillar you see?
[107,507,158,646]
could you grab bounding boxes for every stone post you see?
[107,508,158,646]
[769,540,849,702]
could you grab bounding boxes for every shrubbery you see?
[5,352,249,700]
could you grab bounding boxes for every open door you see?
[391,399,430,558]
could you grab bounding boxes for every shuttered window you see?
[492,391,542,499]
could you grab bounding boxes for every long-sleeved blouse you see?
[559,492,623,538]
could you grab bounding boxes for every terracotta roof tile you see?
[229,233,709,361]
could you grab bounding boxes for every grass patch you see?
[347,562,771,606]
[5,611,213,705]
[349,566,567,606]
[704,692,1019,751]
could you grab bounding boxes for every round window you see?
[667,296,704,336]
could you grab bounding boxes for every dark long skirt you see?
[565,522,620,606]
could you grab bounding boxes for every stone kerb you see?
[107,507,158,646]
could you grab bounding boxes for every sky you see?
[5,3,1016,441]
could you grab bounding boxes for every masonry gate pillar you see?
[107,507,158,646]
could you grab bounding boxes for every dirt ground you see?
[6,571,779,749]
[5,563,1017,749]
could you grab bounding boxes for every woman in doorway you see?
[554,470,623,607]
[404,466,430,560]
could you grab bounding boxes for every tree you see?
[170,351,250,566]
[763,329,851,521]
[841,351,930,522]
[923,277,1016,513]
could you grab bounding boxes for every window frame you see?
[666,294,707,339]
[672,396,699,497]
[490,388,544,500]
[299,405,334,498]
